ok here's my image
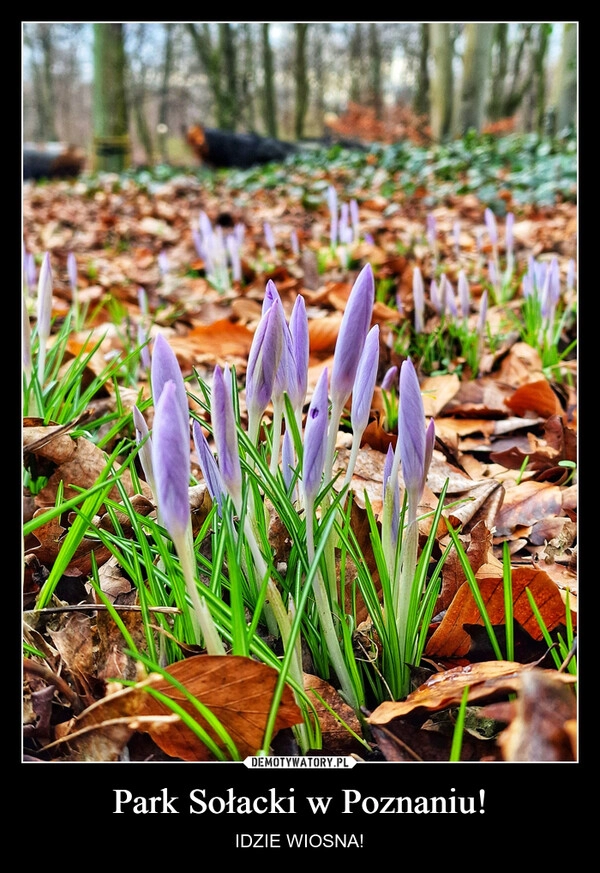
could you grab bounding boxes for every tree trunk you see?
[93,23,130,172]
[413,23,430,117]
[458,23,494,135]
[294,23,309,139]
[158,23,175,162]
[368,23,383,120]
[553,23,577,132]
[429,23,454,141]
[262,24,278,138]
[218,23,238,131]
[349,24,363,103]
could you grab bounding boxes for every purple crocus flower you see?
[566,259,576,292]
[398,358,432,505]
[151,333,188,420]
[36,252,53,342]
[226,233,242,282]
[158,250,170,275]
[245,294,286,441]
[211,365,242,509]
[330,263,375,411]
[458,270,470,321]
[381,365,399,393]
[383,443,400,545]
[327,185,338,249]
[36,252,53,384]
[264,221,276,259]
[350,325,380,439]
[505,212,514,257]
[412,266,425,334]
[262,277,280,315]
[133,405,156,498]
[152,380,192,541]
[302,367,330,504]
[477,289,489,337]
[441,275,458,318]
[484,207,498,246]
[192,419,226,513]
[288,293,309,415]
[67,252,78,294]
[350,199,360,243]
[429,277,442,314]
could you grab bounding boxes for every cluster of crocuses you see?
[138,262,436,712]
[191,210,245,291]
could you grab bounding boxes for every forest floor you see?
[22,130,577,765]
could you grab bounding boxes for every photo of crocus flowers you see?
[23,135,576,763]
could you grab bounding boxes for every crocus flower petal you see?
[245,297,285,427]
[151,333,188,418]
[484,207,498,245]
[36,252,53,341]
[413,266,425,334]
[211,365,242,507]
[288,294,309,412]
[67,252,78,292]
[302,367,329,503]
[133,405,156,496]
[383,442,400,544]
[398,358,427,504]
[351,325,380,437]
[330,263,375,409]
[192,419,226,512]
[152,380,192,540]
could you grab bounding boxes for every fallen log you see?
[187,124,296,170]
[23,143,86,181]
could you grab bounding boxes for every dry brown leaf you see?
[494,480,563,536]
[184,318,255,357]
[368,661,574,725]
[308,313,343,353]
[303,673,365,755]
[505,379,564,419]
[139,655,303,760]
[425,566,575,658]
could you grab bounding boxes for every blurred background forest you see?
[22,22,577,171]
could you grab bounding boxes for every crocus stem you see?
[395,499,419,696]
[242,516,304,682]
[305,496,360,711]
[269,395,284,477]
[173,525,225,655]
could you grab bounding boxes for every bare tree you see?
[368,23,383,119]
[294,23,310,139]
[551,22,577,133]
[262,23,278,138]
[457,23,494,135]
[93,23,130,172]
[429,23,454,141]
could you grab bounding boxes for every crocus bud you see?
[67,252,78,293]
[458,270,470,320]
[381,365,398,393]
[351,325,380,438]
[383,442,400,545]
[152,380,192,541]
[211,365,242,509]
[245,296,286,440]
[151,333,188,419]
[477,289,488,337]
[288,294,309,414]
[133,405,156,498]
[442,275,457,318]
[484,207,498,246]
[192,419,226,513]
[398,358,432,505]
[412,267,425,334]
[302,367,329,504]
[327,185,338,248]
[36,252,53,344]
[330,263,375,410]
